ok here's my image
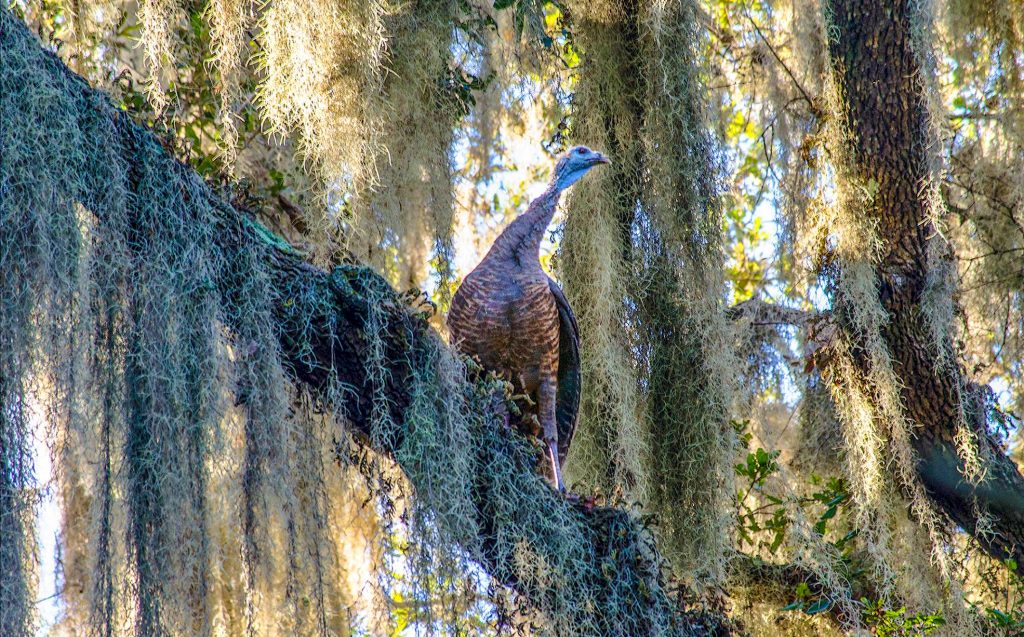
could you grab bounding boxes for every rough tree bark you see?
[822,0,1024,561]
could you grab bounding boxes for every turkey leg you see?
[538,376,564,491]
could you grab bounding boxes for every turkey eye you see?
[576,148,585,155]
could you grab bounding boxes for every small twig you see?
[35,589,63,605]
[744,11,817,112]
[726,298,817,327]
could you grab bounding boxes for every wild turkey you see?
[447,146,610,490]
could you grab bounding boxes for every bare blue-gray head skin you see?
[550,145,611,193]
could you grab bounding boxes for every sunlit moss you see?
[561,0,651,506]
[257,0,385,254]
[561,0,736,586]
[2,7,710,635]
[349,0,461,292]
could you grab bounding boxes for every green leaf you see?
[826,493,846,507]
[806,599,832,615]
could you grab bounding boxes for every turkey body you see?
[449,259,560,428]
[448,190,580,487]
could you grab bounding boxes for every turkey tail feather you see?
[548,277,580,464]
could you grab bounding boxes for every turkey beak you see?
[593,153,611,166]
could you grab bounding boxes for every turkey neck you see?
[484,185,561,269]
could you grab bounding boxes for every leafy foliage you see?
[970,559,1024,635]
[861,599,947,637]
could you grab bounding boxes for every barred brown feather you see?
[448,146,608,489]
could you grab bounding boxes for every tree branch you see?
[727,553,878,627]
[1,11,731,635]
[726,299,817,327]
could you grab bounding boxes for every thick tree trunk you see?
[823,0,1024,562]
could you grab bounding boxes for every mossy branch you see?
[1,10,730,635]
[727,553,878,627]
